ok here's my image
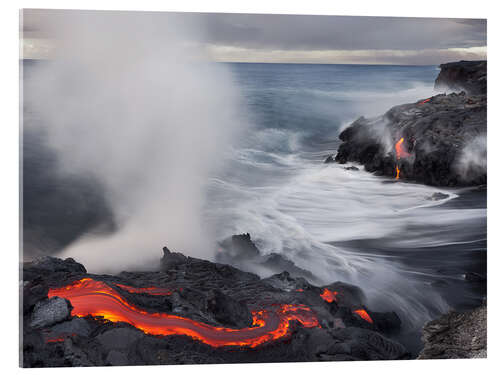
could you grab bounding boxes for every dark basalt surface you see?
[435,60,486,95]
[21,243,408,367]
[331,60,486,187]
[217,233,320,283]
[418,304,486,359]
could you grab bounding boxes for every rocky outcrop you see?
[217,233,319,282]
[30,297,72,329]
[435,60,486,95]
[333,60,486,187]
[22,247,409,367]
[418,304,486,359]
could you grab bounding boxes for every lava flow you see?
[114,283,174,296]
[320,288,337,303]
[353,309,373,324]
[48,278,320,348]
[394,137,410,180]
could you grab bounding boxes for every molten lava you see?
[394,137,410,180]
[353,309,373,324]
[114,283,174,296]
[48,278,320,348]
[395,138,410,159]
[320,288,337,303]
[418,98,431,105]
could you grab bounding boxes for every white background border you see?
[2,0,497,374]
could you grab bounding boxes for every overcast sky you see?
[21,10,486,65]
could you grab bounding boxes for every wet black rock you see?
[217,233,319,283]
[219,233,260,258]
[369,311,402,334]
[418,304,486,359]
[325,281,367,308]
[435,60,486,95]
[22,249,408,367]
[464,272,486,283]
[344,166,360,171]
[426,192,450,201]
[324,155,334,163]
[335,61,486,187]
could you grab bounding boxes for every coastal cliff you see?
[435,60,486,95]
[330,60,486,187]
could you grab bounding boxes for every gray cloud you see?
[21,10,486,64]
[196,14,486,51]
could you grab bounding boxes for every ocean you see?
[22,61,486,354]
[203,63,486,351]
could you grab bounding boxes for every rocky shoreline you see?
[325,60,487,359]
[22,242,409,367]
[418,304,486,359]
[328,60,486,187]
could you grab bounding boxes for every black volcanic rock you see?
[217,233,319,282]
[219,233,260,258]
[418,304,486,359]
[30,297,72,329]
[335,92,486,186]
[160,246,188,270]
[334,60,486,187]
[324,155,334,163]
[21,250,409,366]
[435,60,486,95]
[426,192,449,201]
[23,256,87,281]
[206,289,253,328]
[344,166,360,171]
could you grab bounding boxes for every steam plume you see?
[25,10,247,273]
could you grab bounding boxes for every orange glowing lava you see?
[395,138,410,159]
[320,288,337,303]
[114,283,174,296]
[48,278,320,348]
[394,137,410,180]
[353,309,373,324]
[418,98,431,105]
[45,337,65,343]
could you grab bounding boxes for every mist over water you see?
[203,63,486,331]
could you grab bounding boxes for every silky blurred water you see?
[203,63,486,340]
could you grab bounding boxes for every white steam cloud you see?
[455,133,487,179]
[25,11,247,273]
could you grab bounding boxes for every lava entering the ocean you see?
[48,278,320,348]
[394,137,410,180]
